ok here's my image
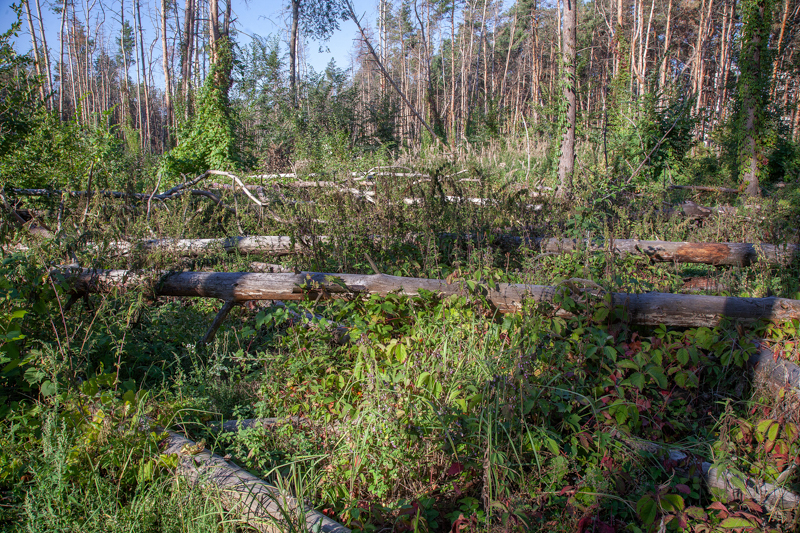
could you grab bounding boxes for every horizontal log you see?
[61,269,800,327]
[123,235,800,266]
[610,428,799,512]
[531,238,798,266]
[750,347,800,394]
[164,430,349,533]
[117,236,317,256]
[669,185,740,194]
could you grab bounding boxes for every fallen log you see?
[669,185,740,194]
[610,429,799,512]
[530,238,798,266]
[61,269,800,328]
[164,429,350,533]
[750,347,800,395]
[117,236,315,256]
[124,235,800,266]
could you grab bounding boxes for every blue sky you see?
[0,0,374,79]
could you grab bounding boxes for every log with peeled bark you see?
[530,237,798,266]
[164,430,350,533]
[127,235,800,266]
[669,185,740,194]
[60,269,800,327]
[610,428,799,512]
[116,236,321,256]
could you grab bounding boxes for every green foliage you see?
[731,0,775,189]
[161,41,253,179]
[0,8,41,165]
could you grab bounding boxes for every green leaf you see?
[684,506,707,520]
[617,360,640,371]
[659,494,684,512]
[621,372,646,390]
[767,421,780,443]
[676,348,689,365]
[603,346,618,362]
[647,367,668,389]
[719,517,757,528]
[40,380,56,397]
[636,495,657,526]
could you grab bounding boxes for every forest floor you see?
[1,160,799,533]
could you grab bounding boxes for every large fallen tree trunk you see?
[669,185,740,194]
[61,269,800,327]
[116,236,318,255]
[164,430,350,533]
[109,235,800,266]
[530,238,798,266]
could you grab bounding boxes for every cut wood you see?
[163,429,350,533]
[61,269,800,327]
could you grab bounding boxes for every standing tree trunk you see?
[289,0,300,108]
[59,0,67,118]
[23,0,45,103]
[556,0,577,199]
[34,0,53,106]
[180,0,195,120]
[738,0,772,197]
[658,0,673,100]
[160,0,173,141]
[135,0,151,152]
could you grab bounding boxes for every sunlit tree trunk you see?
[556,0,577,199]
[23,0,45,102]
[289,0,300,107]
[160,0,173,139]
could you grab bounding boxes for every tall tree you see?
[736,0,773,196]
[160,0,173,137]
[288,0,347,107]
[556,0,577,198]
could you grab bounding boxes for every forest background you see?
[1,0,798,195]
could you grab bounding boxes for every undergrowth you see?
[1,160,799,532]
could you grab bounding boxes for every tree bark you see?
[162,430,350,533]
[62,269,800,327]
[180,0,195,119]
[59,0,67,118]
[23,0,45,102]
[289,0,300,108]
[739,0,770,197]
[556,0,577,199]
[160,0,173,138]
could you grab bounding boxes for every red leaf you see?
[445,462,464,477]
[596,520,616,533]
[707,502,728,512]
[743,501,763,513]
[559,485,575,496]
[675,484,691,494]
[576,516,592,533]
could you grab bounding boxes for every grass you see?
[1,157,800,532]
